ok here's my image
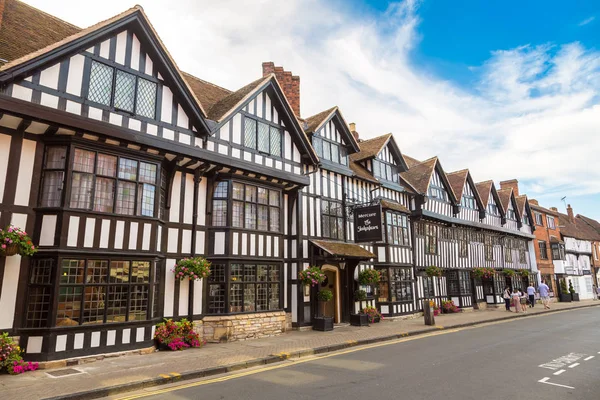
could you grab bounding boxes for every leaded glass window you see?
[40,146,67,207]
[136,78,157,118]
[321,199,344,240]
[88,61,114,105]
[243,116,282,157]
[114,70,136,112]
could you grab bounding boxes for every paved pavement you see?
[123,305,600,400]
[1,299,597,400]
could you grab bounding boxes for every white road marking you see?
[538,377,575,389]
[584,356,594,361]
[568,363,580,368]
[553,369,566,376]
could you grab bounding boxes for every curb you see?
[43,303,600,400]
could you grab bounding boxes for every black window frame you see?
[424,223,438,255]
[321,199,345,240]
[484,234,494,261]
[87,59,158,119]
[385,211,410,246]
[312,134,348,166]
[539,241,548,260]
[372,159,399,183]
[551,243,565,260]
[243,115,283,158]
[206,262,283,314]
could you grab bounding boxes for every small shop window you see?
[25,259,54,328]
[389,267,413,302]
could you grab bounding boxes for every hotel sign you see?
[354,204,383,243]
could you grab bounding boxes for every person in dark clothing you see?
[503,286,511,311]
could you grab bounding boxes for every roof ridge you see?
[181,71,232,94]
[447,168,468,175]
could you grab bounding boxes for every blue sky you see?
[28,0,600,220]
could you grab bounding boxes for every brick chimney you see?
[349,122,359,141]
[500,179,519,196]
[262,62,301,117]
[529,199,539,206]
[550,207,558,212]
[567,204,574,222]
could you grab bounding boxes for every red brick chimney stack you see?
[500,179,519,196]
[262,62,301,117]
[349,122,360,141]
[529,199,539,206]
[550,207,558,212]
[567,204,574,222]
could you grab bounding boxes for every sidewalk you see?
[3,300,598,400]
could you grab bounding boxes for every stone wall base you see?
[202,311,289,343]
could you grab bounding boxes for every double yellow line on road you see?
[115,329,460,400]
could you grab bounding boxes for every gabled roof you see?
[350,133,392,161]
[446,169,468,199]
[515,195,530,221]
[401,157,457,203]
[402,154,422,168]
[207,74,319,164]
[0,0,80,63]
[475,181,493,208]
[304,106,360,153]
[0,3,211,134]
[497,188,519,218]
[578,214,600,237]
[349,160,379,184]
[529,202,560,216]
[558,213,600,242]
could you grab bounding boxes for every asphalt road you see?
[116,308,600,400]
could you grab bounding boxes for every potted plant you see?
[568,281,579,301]
[173,257,211,281]
[441,299,461,313]
[350,290,370,326]
[154,318,205,350]
[362,306,382,323]
[473,267,495,280]
[503,269,516,278]
[0,225,37,257]
[518,269,530,277]
[429,300,440,316]
[0,332,39,374]
[559,279,571,302]
[313,289,334,331]
[358,269,381,286]
[299,266,327,296]
[425,265,442,278]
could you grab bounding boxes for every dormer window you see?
[312,136,347,166]
[506,207,516,220]
[461,194,476,209]
[522,213,530,225]
[87,60,157,119]
[428,171,448,201]
[373,159,399,183]
[487,201,499,216]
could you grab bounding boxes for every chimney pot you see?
[567,204,574,222]
[349,122,356,132]
[262,62,300,117]
[529,199,539,206]
[550,207,558,211]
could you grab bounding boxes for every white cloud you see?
[22,0,600,213]
[578,16,595,27]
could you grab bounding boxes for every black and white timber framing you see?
[0,5,538,362]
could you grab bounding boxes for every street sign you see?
[354,204,383,243]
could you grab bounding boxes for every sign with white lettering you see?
[353,205,383,243]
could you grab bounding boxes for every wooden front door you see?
[320,269,338,323]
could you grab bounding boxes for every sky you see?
[23,0,600,220]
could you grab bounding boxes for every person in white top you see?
[511,288,521,313]
[538,280,551,309]
[527,283,536,308]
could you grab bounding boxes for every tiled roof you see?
[206,75,269,121]
[475,181,493,207]
[496,188,513,214]
[529,202,560,216]
[310,240,375,259]
[182,71,231,113]
[0,0,80,64]
[350,133,392,162]
[558,213,600,241]
[349,161,379,184]
[577,214,600,236]
[446,169,468,199]
[402,154,422,168]
[304,106,337,134]
[380,199,410,214]
[400,157,437,195]
[515,195,528,220]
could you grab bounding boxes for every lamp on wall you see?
[339,262,346,270]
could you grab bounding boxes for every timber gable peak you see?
[304,106,360,153]
[352,133,408,171]
[0,4,211,135]
[498,188,520,220]
[402,156,458,203]
[448,169,485,212]
[207,73,318,165]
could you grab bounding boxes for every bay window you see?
[386,211,409,246]
[207,263,282,314]
[39,146,158,217]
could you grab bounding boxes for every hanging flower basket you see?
[0,225,37,257]
[298,266,326,287]
[503,269,516,277]
[358,269,381,286]
[361,306,383,323]
[518,269,530,277]
[173,257,211,281]
[425,265,442,278]
[473,267,495,279]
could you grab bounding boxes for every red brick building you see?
[529,200,562,294]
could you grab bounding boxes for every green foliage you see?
[0,225,37,257]
[503,269,516,277]
[425,265,442,277]
[298,266,327,287]
[354,289,367,301]
[317,289,333,303]
[173,257,211,281]
[358,269,381,286]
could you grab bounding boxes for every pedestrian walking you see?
[596,285,600,300]
[539,280,551,309]
[519,288,528,312]
[511,288,521,313]
[503,286,511,312]
[527,282,536,308]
